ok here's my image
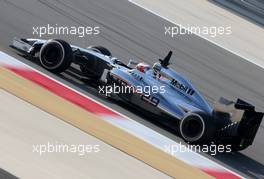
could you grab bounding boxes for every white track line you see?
[128,0,264,70]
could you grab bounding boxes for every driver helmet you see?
[136,62,150,73]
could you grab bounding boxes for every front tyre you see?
[39,39,73,73]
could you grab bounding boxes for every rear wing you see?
[214,98,263,149]
[235,99,263,145]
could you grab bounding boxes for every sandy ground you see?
[0,89,171,179]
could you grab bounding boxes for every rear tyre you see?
[39,39,73,73]
[89,46,111,56]
[179,113,216,144]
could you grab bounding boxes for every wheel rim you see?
[180,114,205,142]
[40,41,65,69]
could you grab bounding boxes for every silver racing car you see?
[10,38,263,151]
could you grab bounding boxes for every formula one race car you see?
[10,38,263,151]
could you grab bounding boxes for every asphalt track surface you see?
[0,168,18,179]
[0,0,263,178]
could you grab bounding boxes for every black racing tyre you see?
[90,46,111,56]
[179,113,216,144]
[39,39,73,73]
